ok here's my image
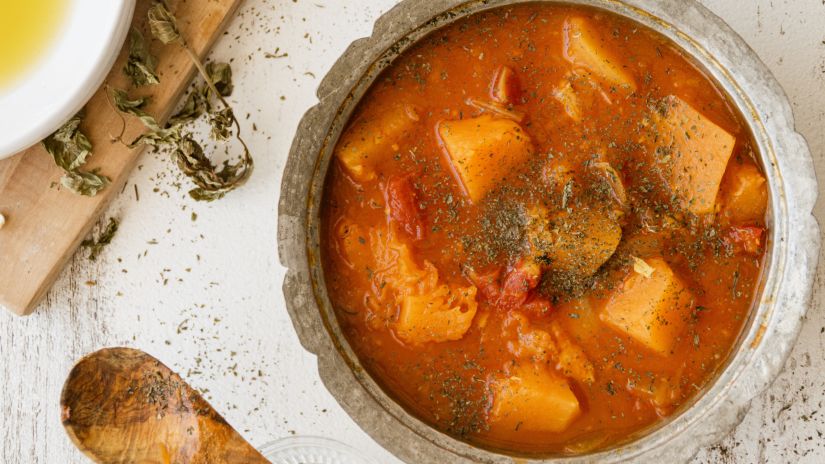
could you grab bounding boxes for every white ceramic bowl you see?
[0,0,136,159]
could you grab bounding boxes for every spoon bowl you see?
[60,347,268,464]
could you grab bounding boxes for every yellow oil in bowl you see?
[0,0,67,90]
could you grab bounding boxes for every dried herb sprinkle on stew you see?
[320,3,768,455]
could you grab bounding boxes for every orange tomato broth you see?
[320,3,767,455]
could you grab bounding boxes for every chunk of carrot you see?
[336,105,420,182]
[719,162,768,224]
[563,17,636,91]
[644,96,736,215]
[600,257,694,355]
[438,114,535,203]
[488,366,581,433]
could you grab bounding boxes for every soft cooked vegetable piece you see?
[505,312,596,384]
[527,206,622,278]
[626,373,682,416]
[719,162,768,224]
[563,17,636,91]
[438,114,535,202]
[548,321,595,384]
[645,96,736,215]
[490,66,521,104]
[488,366,582,433]
[600,258,695,355]
[370,229,478,343]
[336,105,420,181]
[396,285,478,344]
[553,79,583,122]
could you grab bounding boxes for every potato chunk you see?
[488,366,581,433]
[600,258,695,355]
[396,285,478,344]
[336,105,419,181]
[645,96,736,215]
[438,114,535,202]
[563,17,636,91]
[719,163,768,224]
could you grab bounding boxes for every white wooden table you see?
[2,1,824,462]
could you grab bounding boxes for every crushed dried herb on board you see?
[81,217,119,261]
[42,116,110,196]
[111,1,253,202]
[124,28,159,86]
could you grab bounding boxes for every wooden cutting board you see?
[0,0,244,316]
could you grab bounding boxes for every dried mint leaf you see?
[110,89,182,147]
[81,217,119,261]
[42,116,110,196]
[209,107,233,141]
[206,62,233,97]
[42,116,91,171]
[61,170,110,197]
[175,136,252,202]
[124,28,159,86]
[147,2,180,45]
[111,3,253,202]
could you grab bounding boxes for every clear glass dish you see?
[259,435,381,464]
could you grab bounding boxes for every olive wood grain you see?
[61,347,269,464]
[0,0,243,316]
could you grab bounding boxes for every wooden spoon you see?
[60,347,269,464]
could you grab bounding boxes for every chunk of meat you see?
[600,258,695,355]
[526,206,622,278]
[336,105,420,181]
[490,66,521,105]
[384,175,426,240]
[488,366,582,433]
[642,96,736,215]
[719,162,768,224]
[563,17,636,91]
[438,114,535,203]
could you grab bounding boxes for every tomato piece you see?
[467,267,502,302]
[726,226,764,254]
[499,260,541,309]
[384,175,426,240]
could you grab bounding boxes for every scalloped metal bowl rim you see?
[278,0,819,462]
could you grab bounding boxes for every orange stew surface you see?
[321,3,768,455]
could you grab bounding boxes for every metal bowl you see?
[278,1,820,462]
